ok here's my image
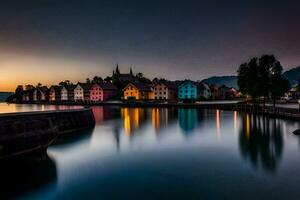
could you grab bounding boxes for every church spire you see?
[130,67,133,75]
[115,64,120,75]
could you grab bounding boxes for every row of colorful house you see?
[20,80,240,102]
[122,81,239,100]
[23,82,118,102]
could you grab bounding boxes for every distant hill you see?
[202,76,237,88]
[283,66,300,86]
[0,92,13,102]
[201,66,300,89]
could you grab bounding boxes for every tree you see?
[104,76,112,83]
[86,78,91,84]
[15,85,24,102]
[25,84,35,90]
[136,72,144,79]
[92,76,103,84]
[237,54,291,108]
[270,70,291,108]
[36,83,42,88]
[59,80,72,87]
[237,58,261,105]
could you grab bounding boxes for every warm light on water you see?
[1,105,300,199]
[0,103,82,113]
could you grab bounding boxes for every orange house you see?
[123,82,154,100]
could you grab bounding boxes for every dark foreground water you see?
[2,106,300,199]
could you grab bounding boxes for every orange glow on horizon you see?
[0,52,109,91]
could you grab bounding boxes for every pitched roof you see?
[119,74,137,81]
[179,80,198,88]
[124,82,152,91]
[97,82,117,90]
[198,82,210,90]
[154,81,178,89]
[64,84,76,91]
[77,83,92,90]
[50,85,62,92]
[36,86,48,93]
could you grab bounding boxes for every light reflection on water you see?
[1,105,300,199]
[0,103,82,113]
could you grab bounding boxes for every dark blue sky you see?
[1,0,300,90]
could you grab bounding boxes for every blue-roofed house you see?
[178,80,200,100]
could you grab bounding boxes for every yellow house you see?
[123,82,154,100]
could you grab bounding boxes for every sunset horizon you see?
[1,1,300,199]
[1,0,300,92]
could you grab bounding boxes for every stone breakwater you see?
[0,108,95,158]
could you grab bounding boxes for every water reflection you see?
[151,108,177,134]
[178,109,198,135]
[121,108,148,136]
[0,103,82,114]
[1,107,300,199]
[239,114,283,173]
[0,153,57,199]
[92,106,121,124]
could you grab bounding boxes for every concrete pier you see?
[0,108,95,158]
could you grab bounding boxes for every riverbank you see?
[5,100,300,121]
[0,108,95,159]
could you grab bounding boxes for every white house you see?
[74,83,91,101]
[61,86,68,101]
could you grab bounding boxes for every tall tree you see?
[15,85,24,102]
[59,80,72,87]
[269,61,290,107]
[92,76,103,84]
[25,84,35,90]
[237,54,291,108]
[237,58,261,105]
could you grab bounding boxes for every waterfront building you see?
[61,86,68,101]
[33,86,48,101]
[178,80,201,100]
[67,85,76,101]
[90,83,118,101]
[123,82,154,100]
[49,86,62,101]
[219,85,239,99]
[152,81,178,100]
[198,82,211,99]
[60,85,76,101]
[113,65,137,82]
[22,89,35,102]
[74,83,92,101]
[210,85,220,100]
[229,87,240,98]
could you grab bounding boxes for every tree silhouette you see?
[237,54,290,107]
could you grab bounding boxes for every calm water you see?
[0,103,82,113]
[2,105,300,199]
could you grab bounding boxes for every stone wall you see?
[0,108,95,158]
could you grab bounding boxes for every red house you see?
[90,83,117,101]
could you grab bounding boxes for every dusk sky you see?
[1,0,300,91]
